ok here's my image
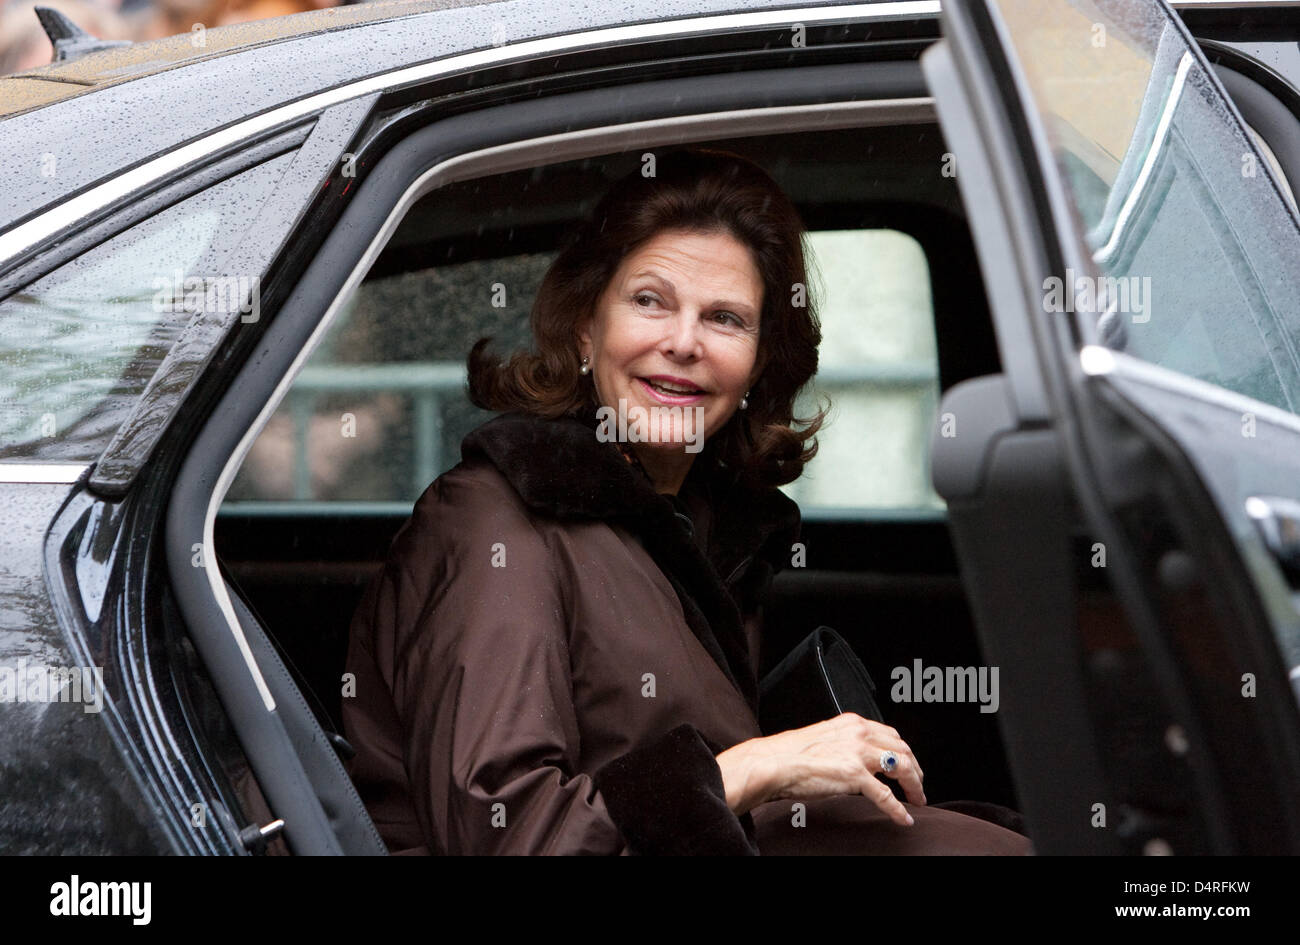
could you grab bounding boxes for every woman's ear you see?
[748,350,768,390]
[577,320,593,362]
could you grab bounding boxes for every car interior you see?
[210,120,1022,812]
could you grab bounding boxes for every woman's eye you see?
[713,310,743,327]
[633,293,657,307]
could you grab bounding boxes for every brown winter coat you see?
[342,410,1031,855]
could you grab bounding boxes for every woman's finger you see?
[871,733,925,784]
[872,746,927,806]
[861,774,914,827]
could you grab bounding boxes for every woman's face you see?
[579,227,764,459]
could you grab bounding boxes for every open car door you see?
[924,0,1300,854]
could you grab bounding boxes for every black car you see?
[2,0,1299,856]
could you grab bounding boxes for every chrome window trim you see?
[201,96,937,711]
[0,1,940,269]
[1093,53,1193,265]
[0,462,88,483]
[1082,344,1300,438]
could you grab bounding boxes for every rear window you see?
[0,155,291,462]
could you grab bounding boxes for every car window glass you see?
[0,153,293,462]
[990,0,1300,413]
[783,229,943,515]
[226,247,542,511]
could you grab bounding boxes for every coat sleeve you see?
[377,470,758,855]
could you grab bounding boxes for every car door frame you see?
[925,0,1300,854]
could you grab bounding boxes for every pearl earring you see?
[740,390,749,410]
[579,356,590,376]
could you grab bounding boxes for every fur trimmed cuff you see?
[593,723,760,856]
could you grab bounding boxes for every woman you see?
[342,148,1031,855]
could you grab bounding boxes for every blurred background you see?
[0,0,364,75]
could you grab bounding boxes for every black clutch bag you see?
[758,626,885,735]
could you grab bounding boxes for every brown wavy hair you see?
[467,147,826,488]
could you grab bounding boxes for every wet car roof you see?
[2,0,494,112]
[0,0,901,230]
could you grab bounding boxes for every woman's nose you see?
[661,310,702,360]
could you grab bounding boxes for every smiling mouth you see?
[640,377,705,396]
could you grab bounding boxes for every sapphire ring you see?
[879,750,899,774]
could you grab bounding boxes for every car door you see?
[925,0,1300,854]
[0,94,378,854]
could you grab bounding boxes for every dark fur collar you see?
[461,410,801,712]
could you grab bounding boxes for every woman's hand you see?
[714,713,927,826]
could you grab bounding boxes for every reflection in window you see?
[991,0,1300,413]
[0,155,291,461]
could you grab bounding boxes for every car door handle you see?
[1245,495,1300,584]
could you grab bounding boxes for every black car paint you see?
[0,481,163,853]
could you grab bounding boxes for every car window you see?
[224,245,542,511]
[989,0,1300,413]
[783,229,942,515]
[223,221,943,518]
[0,154,293,463]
